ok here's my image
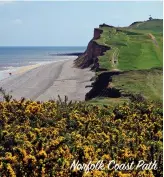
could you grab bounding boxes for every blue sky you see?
[0,1,163,46]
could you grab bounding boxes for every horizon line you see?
[0,46,87,47]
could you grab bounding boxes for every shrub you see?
[0,98,162,177]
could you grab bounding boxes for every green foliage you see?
[0,87,12,102]
[96,19,163,71]
[112,68,163,101]
[0,98,162,176]
[129,19,163,33]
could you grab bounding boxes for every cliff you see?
[99,23,114,28]
[74,27,110,69]
[74,20,163,101]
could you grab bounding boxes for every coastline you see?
[13,57,76,75]
[0,56,94,101]
[0,57,77,82]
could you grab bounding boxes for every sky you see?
[0,1,163,46]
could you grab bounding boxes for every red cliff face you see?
[74,27,110,69]
[93,28,103,39]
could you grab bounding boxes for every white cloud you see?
[0,1,13,5]
[12,19,22,25]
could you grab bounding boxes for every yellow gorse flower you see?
[0,99,162,177]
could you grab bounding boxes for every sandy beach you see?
[13,63,41,75]
[0,58,95,101]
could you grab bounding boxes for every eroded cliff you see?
[74,27,110,69]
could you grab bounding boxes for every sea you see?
[0,46,86,80]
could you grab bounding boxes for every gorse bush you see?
[0,97,162,177]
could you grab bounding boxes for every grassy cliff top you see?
[96,19,163,71]
[128,19,163,33]
[87,19,163,103]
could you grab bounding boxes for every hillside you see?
[74,19,163,102]
[128,19,163,33]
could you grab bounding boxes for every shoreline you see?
[0,57,94,101]
[0,56,77,82]
[13,57,76,75]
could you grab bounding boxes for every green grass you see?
[128,19,163,33]
[96,19,163,72]
[86,97,130,106]
[88,68,162,105]
[93,19,163,103]
[76,19,163,104]
[112,68,163,101]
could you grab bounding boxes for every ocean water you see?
[0,46,86,80]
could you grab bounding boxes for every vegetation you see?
[128,19,163,33]
[85,19,163,103]
[96,19,163,71]
[0,96,162,177]
[0,19,163,177]
[112,68,163,102]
